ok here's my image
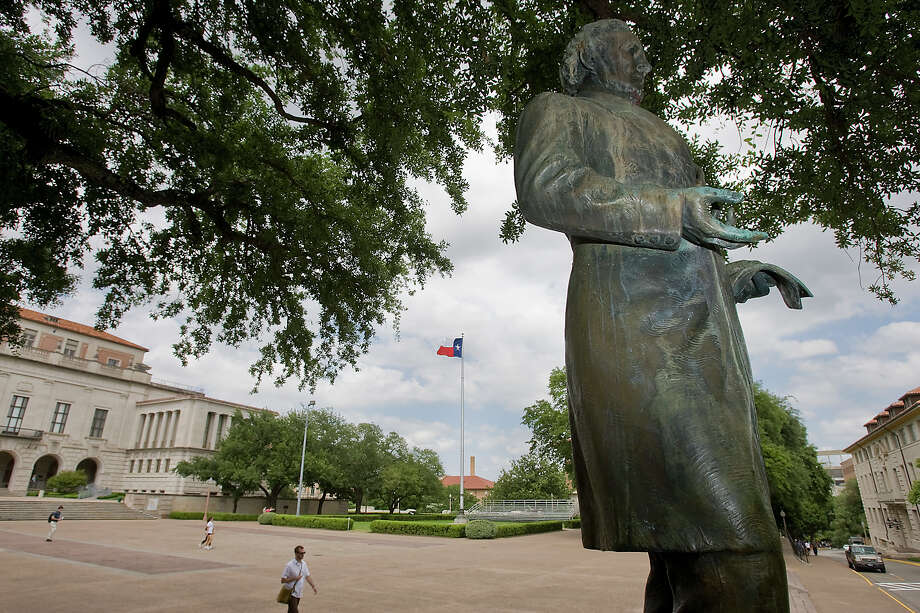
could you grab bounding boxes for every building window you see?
[63,339,79,357]
[156,459,161,472]
[129,460,134,473]
[5,395,28,433]
[164,459,170,473]
[146,460,152,473]
[202,412,214,448]
[217,414,227,443]
[89,408,108,437]
[106,358,121,367]
[20,328,37,347]
[49,402,70,433]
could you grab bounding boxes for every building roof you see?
[846,384,920,452]
[19,307,149,352]
[441,475,494,490]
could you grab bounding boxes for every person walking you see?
[46,505,63,542]
[200,516,215,550]
[281,545,317,613]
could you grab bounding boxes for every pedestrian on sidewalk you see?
[46,505,63,541]
[280,545,317,613]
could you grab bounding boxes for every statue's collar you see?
[577,84,642,106]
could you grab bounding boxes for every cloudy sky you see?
[22,16,920,481]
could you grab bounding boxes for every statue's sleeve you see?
[513,93,682,250]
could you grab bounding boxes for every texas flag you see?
[437,337,463,358]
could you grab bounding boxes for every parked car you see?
[846,544,886,572]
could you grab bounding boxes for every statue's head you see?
[559,19,651,104]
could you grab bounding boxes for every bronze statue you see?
[514,19,810,613]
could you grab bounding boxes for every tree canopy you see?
[829,478,866,547]
[521,366,572,480]
[754,383,833,538]
[0,1,495,386]
[489,452,571,501]
[2,1,917,389]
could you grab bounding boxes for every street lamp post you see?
[780,509,788,538]
[296,400,316,516]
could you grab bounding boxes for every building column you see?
[170,411,180,447]
[134,414,146,448]
[142,413,154,448]
[161,412,173,448]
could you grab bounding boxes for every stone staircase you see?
[0,497,158,520]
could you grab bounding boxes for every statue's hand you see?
[680,186,767,249]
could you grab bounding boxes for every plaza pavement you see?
[0,519,909,612]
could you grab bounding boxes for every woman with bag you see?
[279,545,317,612]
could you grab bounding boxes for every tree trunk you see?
[232,495,240,513]
[317,490,327,514]
[353,488,363,514]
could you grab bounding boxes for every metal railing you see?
[467,499,577,522]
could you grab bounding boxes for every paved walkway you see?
[0,520,909,612]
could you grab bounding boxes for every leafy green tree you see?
[376,447,445,513]
[174,454,257,513]
[301,407,353,514]
[521,366,572,479]
[493,1,920,303]
[830,479,867,547]
[489,452,572,501]
[754,383,833,539]
[46,470,87,493]
[339,422,389,513]
[186,409,303,508]
[0,1,495,384]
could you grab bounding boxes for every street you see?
[821,547,920,612]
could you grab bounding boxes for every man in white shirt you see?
[281,545,317,613]
[46,505,63,542]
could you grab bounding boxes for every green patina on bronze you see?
[513,19,810,612]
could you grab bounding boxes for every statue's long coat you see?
[514,89,778,553]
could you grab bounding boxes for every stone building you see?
[844,386,920,553]
[0,308,267,497]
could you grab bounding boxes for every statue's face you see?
[592,30,651,103]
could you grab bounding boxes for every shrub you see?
[97,492,125,500]
[493,521,563,538]
[271,514,352,530]
[168,511,259,521]
[564,518,581,529]
[258,512,276,525]
[369,520,465,538]
[465,520,496,539]
[45,471,87,494]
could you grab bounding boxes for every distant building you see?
[0,308,269,498]
[844,386,920,553]
[816,449,850,496]
[441,456,494,502]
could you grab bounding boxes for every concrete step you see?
[0,498,157,520]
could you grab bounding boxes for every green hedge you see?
[494,521,563,538]
[258,512,276,525]
[271,514,352,530]
[564,518,581,529]
[466,520,496,539]
[369,520,466,537]
[168,511,259,521]
[97,492,125,501]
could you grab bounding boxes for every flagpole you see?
[459,332,465,515]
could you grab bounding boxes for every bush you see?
[564,518,581,529]
[369,520,465,538]
[465,520,496,539]
[167,512,259,521]
[45,471,87,494]
[271,514,352,530]
[258,512,276,525]
[493,521,564,538]
[97,492,125,501]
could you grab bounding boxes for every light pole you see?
[296,400,316,516]
[780,509,788,538]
